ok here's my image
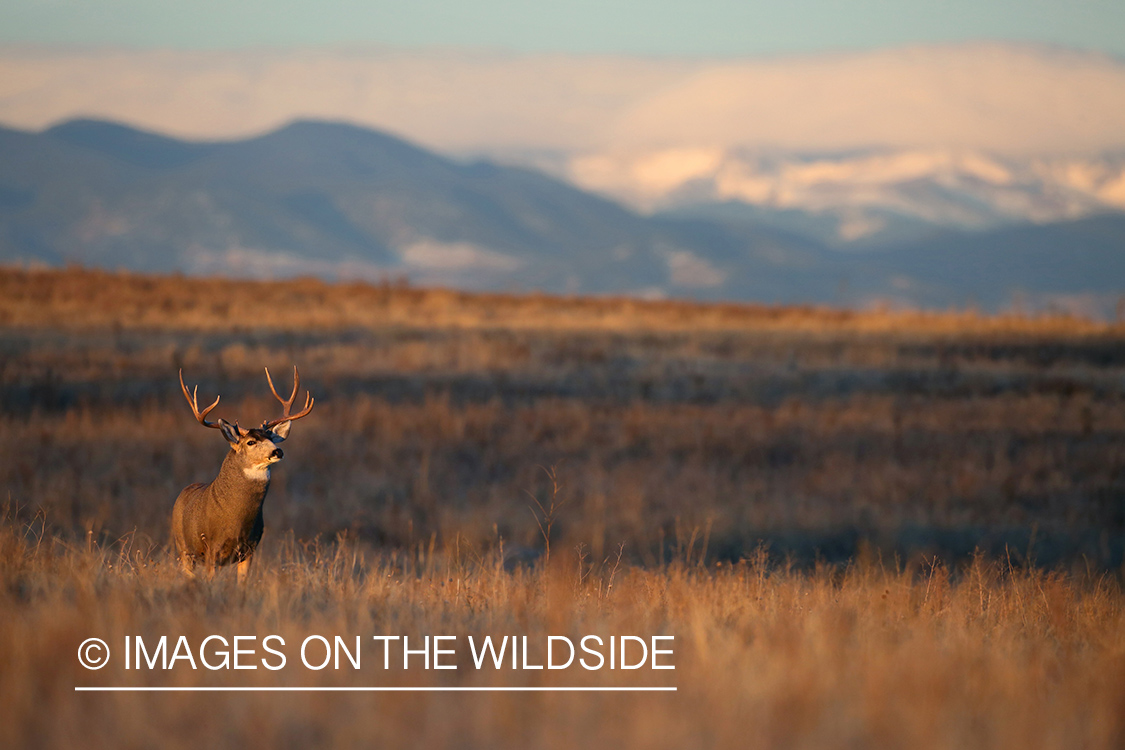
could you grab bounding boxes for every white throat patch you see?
[243,466,271,482]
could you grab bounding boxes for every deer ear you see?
[271,420,292,442]
[218,419,242,445]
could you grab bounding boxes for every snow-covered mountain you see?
[553,147,1125,244]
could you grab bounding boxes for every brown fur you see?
[172,367,312,582]
[172,423,288,582]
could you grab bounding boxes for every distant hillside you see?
[845,214,1125,315]
[0,118,833,300]
[0,118,1123,315]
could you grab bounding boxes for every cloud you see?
[608,44,1125,155]
[400,240,523,273]
[663,248,726,289]
[2,44,1125,157]
[185,244,394,281]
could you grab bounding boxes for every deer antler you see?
[179,369,222,429]
[262,366,315,429]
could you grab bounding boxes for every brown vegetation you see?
[3,266,1125,748]
[3,522,1124,749]
[2,266,1119,334]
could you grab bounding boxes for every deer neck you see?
[212,450,271,510]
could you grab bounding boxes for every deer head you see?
[179,366,315,471]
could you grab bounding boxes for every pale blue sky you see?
[1,0,1123,57]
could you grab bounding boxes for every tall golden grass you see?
[2,267,1125,748]
[2,516,1124,749]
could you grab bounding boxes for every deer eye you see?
[246,439,257,446]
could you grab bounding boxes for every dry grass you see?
[3,267,1125,748]
[2,267,1120,334]
[2,518,1124,750]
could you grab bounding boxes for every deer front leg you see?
[178,551,197,578]
[201,542,219,581]
[237,555,254,584]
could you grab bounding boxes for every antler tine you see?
[264,365,297,411]
[263,366,315,428]
[179,369,222,428]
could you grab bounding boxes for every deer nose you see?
[271,448,283,460]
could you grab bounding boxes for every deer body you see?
[172,434,271,571]
[173,369,312,582]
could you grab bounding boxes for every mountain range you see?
[557,147,1125,243]
[1,117,1123,316]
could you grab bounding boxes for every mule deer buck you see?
[172,367,314,582]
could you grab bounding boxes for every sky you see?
[1,0,1124,57]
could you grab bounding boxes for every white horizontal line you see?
[75,686,676,693]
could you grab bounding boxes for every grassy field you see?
[3,267,1125,748]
